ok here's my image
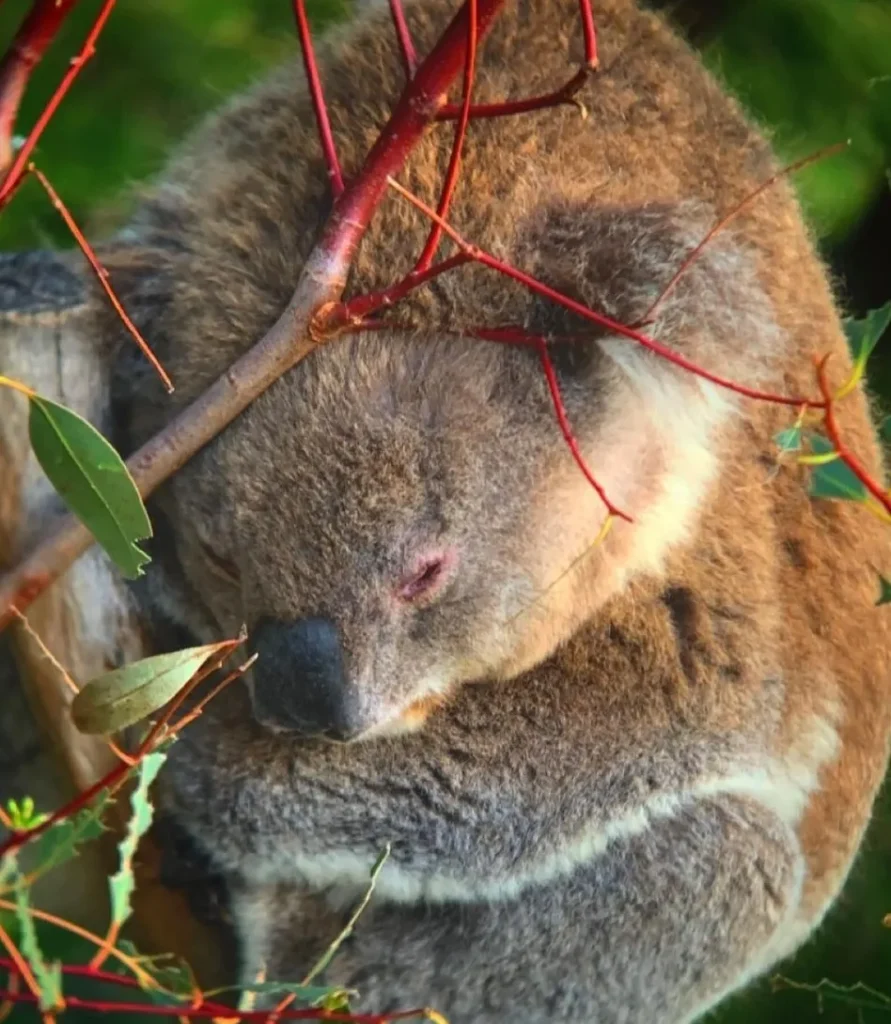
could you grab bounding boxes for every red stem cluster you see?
[0,0,80,169]
[0,0,117,211]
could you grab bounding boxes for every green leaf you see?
[775,425,803,454]
[72,642,234,735]
[13,875,63,1011]
[108,750,167,931]
[844,302,891,372]
[877,575,891,607]
[28,394,152,578]
[807,434,867,502]
[23,791,113,884]
[4,797,48,831]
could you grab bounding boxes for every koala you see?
[2,0,890,1021]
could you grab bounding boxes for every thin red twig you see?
[643,141,848,322]
[0,0,509,629]
[319,253,472,332]
[415,0,478,270]
[472,327,631,521]
[0,0,80,169]
[437,66,592,120]
[0,758,128,858]
[386,176,824,409]
[816,356,891,516]
[291,0,344,197]
[0,0,117,211]
[0,642,241,860]
[388,0,417,78]
[29,163,174,393]
[438,0,597,120]
[0,986,432,1023]
[0,958,143,993]
[577,0,599,68]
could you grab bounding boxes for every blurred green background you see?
[1,0,890,1021]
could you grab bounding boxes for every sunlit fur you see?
[75,0,891,1020]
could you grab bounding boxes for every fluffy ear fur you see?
[505,199,784,589]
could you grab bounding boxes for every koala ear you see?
[514,199,783,390]
[497,201,787,626]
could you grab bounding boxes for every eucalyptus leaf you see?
[108,750,167,930]
[775,424,802,454]
[14,876,63,1010]
[28,394,151,578]
[807,434,867,502]
[844,302,891,369]
[23,791,113,882]
[72,642,233,735]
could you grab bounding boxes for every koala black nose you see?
[248,616,360,740]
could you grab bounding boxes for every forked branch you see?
[0,0,508,627]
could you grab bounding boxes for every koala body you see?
[17,0,891,1020]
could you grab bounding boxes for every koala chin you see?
[55,0,891,1020]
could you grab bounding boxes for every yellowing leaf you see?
[28,394,151,578]
[72,642,235,735]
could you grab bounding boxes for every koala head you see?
[105,194,780,742]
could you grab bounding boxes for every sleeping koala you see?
[4,0,890,1021]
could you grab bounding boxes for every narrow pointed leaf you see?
[844,302,891,369]
[807,434,867,502]
[72,642,235,735]
[28,394,152,578]
[877,575,891,607]
[108,750,167,930]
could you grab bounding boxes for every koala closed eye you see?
[395,550,456,604]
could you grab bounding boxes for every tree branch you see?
[0,0,508,629]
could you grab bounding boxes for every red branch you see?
[816,356,891,517]
[643,141,849,322]
[292,0,344,197]
[0,985,431,1024]
[388,0,417,78]
[386,176,824,409]
[415,0,478,270]
[437,0,596,122]
[29,163,174,393]
[472,327,631,521]
[577,0,598,67]
[0,0,117,211]
[0,0,509,629]
[318,253,472,331]
[0,0,80,169]
[0,758,128,858]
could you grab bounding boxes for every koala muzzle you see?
[248,616,362,741]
